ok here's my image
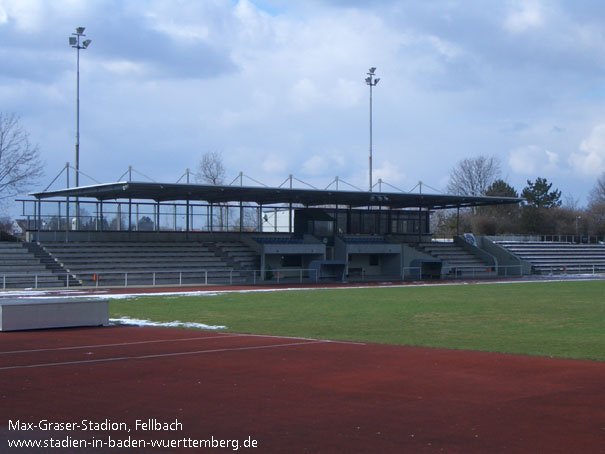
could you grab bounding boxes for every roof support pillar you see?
[128,199,132,232]
[239,201,243,233]
[36,198,41,243]
[210,203,213,232]
[418,206,422,243]
[186,200,190,237]
[100,200,104,232]
[154,202,159,232]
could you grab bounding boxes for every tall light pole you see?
[365,67,379,192]
[69,27,91,189]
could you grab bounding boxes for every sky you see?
[2,0,605,217]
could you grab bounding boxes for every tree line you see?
[436,155,605,239]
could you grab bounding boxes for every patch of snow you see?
[110,317,226,330]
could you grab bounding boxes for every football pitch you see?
[110,279,605,361]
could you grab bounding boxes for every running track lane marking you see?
[0,340,336,371]
[0,333,364,355]
[0,334,243,355]
[229,332,366,345]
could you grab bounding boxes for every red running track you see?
[1,326,604,453]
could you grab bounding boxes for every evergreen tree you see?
[486,179,518,198]
[521,177,562,208]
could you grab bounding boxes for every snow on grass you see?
[110,317,226,330]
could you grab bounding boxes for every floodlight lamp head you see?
[368,67,376,74]
[374,78,380,85]
[365,77,372,84]
[82,39,92,48]
[69,37,77,46]
[76,27,85,35]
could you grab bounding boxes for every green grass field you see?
[110,280,605,361]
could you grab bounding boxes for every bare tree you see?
[447,155,501,196]
[0,113,44,201]
[588,172,605,208]
[195,151,227,229]
[195,151,225,185]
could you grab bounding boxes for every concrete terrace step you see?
[0,259,43,265]
[0,249,30,255]
[0,265,49,272]
[42,241,214,248]
[518,256,605,262]
[49,254,219,261]
[54,256,226,264]
[64,263,234,272]
[504,246,605,252]
[43,246,214,254]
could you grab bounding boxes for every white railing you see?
[0,273,71,289]
[89,268,322,287]
[402,264,528,280]
[3,263,604,289]
[538,264,605,276]
[1,268,322,289]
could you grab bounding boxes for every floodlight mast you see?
[69,26,91,231]
[366,67,379,192]
[69,26,91,191]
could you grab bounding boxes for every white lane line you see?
[0,334,243,355]
[0,340,330,371]
[228,332,366,345]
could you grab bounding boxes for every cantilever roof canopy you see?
[29,181,522,210]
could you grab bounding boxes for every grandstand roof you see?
[30,181,522,210]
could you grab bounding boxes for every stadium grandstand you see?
[1,176,603,288]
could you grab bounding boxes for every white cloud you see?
[302,155,327,175]
[100,59,148,76]
[570,124,605,175]
[262,154,288,174]
[0,0,46,31]
[289,78,321,112]
[333,78,362,108]
[373,161,406,187]
[504,0,545,34]
[509,145,559,175]
[301,152,348,178]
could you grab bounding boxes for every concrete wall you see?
[477,236,531,276]
[401,244,438,268]
[454,236,497,267]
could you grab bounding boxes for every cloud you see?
[570,124,605,175]
[5,0,605,213]
[289,78,321,112]
[301,153,348,178]
[302,155,328,175]
[373,161,406,187]
[503,0,545,34]
[262,154,288,174]
[508,145,559,175]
